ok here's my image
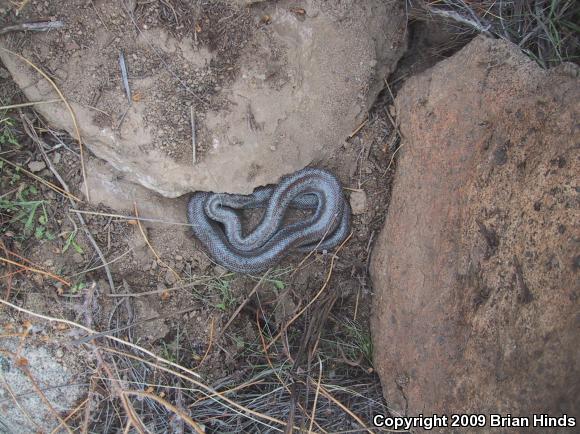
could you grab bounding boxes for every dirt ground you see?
[0,2,474,433]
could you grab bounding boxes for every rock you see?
[27,160,46,173]
[72,252,83,264]
[0,0,406,197]
[82,157,187,225]
[165,268,177,286]
[370,36,580,421]
[0,305,87,433]
[349,189,367,215]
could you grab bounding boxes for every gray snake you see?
[187,168,351,273]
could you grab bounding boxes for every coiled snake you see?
[187,168,351,273]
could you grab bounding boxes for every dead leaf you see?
[290,7,306,15]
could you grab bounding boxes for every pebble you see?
[165,269,177,285]
[28,160,46,173]
[213,265,227,276]
[349,189,368,215]
[64,40,79,51]
[54,348,64,359]
[52,152,61,164]
[72,253,84,264]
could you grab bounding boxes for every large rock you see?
[370,36,579,424]
[0,0,406,197]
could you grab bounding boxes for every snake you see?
[187,167,351,273]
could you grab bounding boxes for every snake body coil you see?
[187,168,351,273]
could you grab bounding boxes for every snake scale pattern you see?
[187,168,351,273]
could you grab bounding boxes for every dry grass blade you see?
[256,310,326,433]
[69,209,191,226]
[310,383,374,434]
[216,269,270,341]
[123,390,205,434]
[414,0,580,66]
[0,376,43,432]
[96,353,148,434]
[0,47,90,200]
[0,298,202,379]
[0,99,61,110]
[348,117,369,138]
[190,106,197,165]
[383,143,404,175]
[267,231,353,350]
[21,367,75,434]
[194,316,214,368]
[66,247,133,278]
[0,156,81,202]
[97,346,296,430]
[70,306,195,345]
[0,20,64,35]
[309,356,323,433]
[50,398,89,434]
[0,256,70,286]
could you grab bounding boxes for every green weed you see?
[0,114,19,147]
[213,276,235,311]
[0,181,57,240]
[62,230,83,254]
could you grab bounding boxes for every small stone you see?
[54,348,64,358]
[64,40,79,51]
[28,161,46,173]
[52,152,61,164]
[349,190,367,215]
[175,255,183,261]
[72,253,83,264]
[165,269,177,285]
[213,265,227,276]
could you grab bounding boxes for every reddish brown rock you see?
[370,36,579,426]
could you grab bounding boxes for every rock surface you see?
[370,36,579,423]
[0,302,87,433]
[0,0,406,197]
